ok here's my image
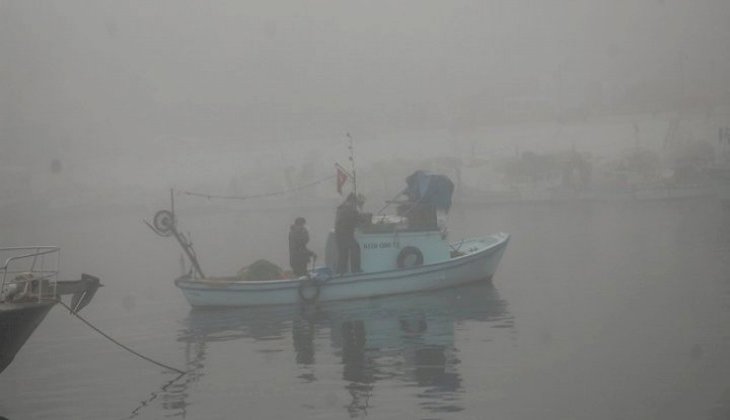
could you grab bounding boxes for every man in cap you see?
[335,193,363,274]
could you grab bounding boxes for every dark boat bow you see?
[1,247,101,374]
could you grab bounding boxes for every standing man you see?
[289,217,316,277]
[335,193,362,275]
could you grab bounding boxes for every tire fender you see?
[298,276,321,303]
[396,246,424,269]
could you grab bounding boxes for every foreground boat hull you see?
[175,233,509,307]
[0,301,55,373]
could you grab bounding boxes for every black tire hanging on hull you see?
[298,277,321,303]
[396,246,424,269]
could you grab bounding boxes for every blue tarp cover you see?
[403,170,455,212]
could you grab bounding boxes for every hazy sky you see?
[2,0,730,162]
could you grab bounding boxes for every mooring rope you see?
[56,299,186,375]
[178,174,336,201]
[125,371,188,419]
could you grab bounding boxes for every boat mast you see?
[347,132,358,199]
[170,188,175,219]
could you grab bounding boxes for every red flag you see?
[336,163,349,195]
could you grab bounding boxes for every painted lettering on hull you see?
[363,241,400,250]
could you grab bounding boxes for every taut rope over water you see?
[56,299,186,375]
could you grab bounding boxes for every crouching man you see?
[289,217,316,277]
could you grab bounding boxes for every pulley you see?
[152,210,175,237]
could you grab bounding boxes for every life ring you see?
[396,246,424,269]
[298,276,321,303]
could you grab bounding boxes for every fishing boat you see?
[152,171,510,307]
[175,231,508,307]
[0,246,101,373]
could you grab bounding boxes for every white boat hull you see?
[175,233,510,307]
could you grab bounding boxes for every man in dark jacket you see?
[335,193,362,274]
[289,217,315,277]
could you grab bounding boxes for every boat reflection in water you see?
[167,281,511,418]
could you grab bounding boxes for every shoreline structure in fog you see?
[2,111,728,210]
[1,1,729,207]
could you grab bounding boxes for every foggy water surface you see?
[1,199,729,420]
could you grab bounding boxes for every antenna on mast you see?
[347,132,358,199]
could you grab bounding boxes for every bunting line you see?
[178,175,336,201]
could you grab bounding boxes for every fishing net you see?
[237,259,284,281]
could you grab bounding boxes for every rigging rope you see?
[178,174,336,201]
[56,299,187,375]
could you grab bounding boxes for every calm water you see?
[1,198,730,419]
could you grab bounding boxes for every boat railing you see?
[0,246,61,303]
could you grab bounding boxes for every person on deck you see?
[289,217,316,277]
[335,193,362,275]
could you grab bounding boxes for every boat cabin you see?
[324,170,455,274]
[324,214,451,273]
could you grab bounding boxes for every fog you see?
[3,2,730,419]
[2,0,730,203]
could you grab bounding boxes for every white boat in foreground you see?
[175,232,509,307]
